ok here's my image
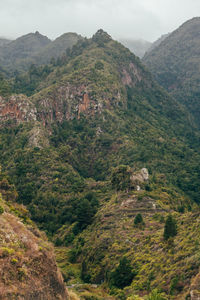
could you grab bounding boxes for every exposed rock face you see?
[32,82,118,124]
[121,62,142,87]
[0,95,36,124]
[28,124,50,148]
[33,84,97,125]
[0,207,69,299]
[0,31,150,127]
[130,168,149,185]
[78,93,90,119]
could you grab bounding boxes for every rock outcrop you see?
[0,95,36,124]
[0,196,69,299]
[130,168,149,186]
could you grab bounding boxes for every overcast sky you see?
[0,0,200,42]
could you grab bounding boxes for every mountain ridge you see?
[143,17,200,127]
[0,31,83,74]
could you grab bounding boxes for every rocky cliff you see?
[0,185,69,299]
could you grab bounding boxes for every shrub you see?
[111,165,132,191]
[134,213,144,226]
[55,237,63,246]
[68,248,78,263]
[0,205,4,214]
[11,258,18,264]
[95,61,104,70]
[110,257,136,289]
[0,247,14,257]
[147,289,167,300]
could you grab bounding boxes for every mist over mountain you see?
[0,31,83,74]
[145,33,170,54]
[119,38,152,58]
[0,37,11,47]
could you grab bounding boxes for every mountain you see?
[119,38,152,58]
[143,17,200,127]
[0,171,68,299]
[0,31,51,73]
[0,37,11,47]
[32,32,84,65]
[0,29,200,298]
[145,33,170,54]
[0,31,83,74]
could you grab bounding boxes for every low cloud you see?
[0,0,199,41]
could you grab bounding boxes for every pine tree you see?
[164,215,177,240]
[134,213,144,225]
[76,199,94,230]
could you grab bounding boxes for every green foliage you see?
[143,18,200,129]
[0,247,15,257]
[110,257,135,289]
[1,28,200,299]
[92,29,111,47]
[0,205,4,214]
[95,61,104,70]
[76,198,96,230]
[81,260,91,283]
[0,73,12,96]
[111,165,132,191]
[13,64,53,96]
[170,276,180,295]
[146,289,167,300]
[0,32,82,75]
[163,215,177,240]
[68,248,78,263]
[134,213,144,226]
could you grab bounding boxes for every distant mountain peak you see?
[143,16,200,127]
[119,38,152,58]
[92,29,112,43]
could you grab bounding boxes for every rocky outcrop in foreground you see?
[0,196,68,299]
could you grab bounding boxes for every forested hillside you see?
[0,31,83,74]
[0,28,200,299]
[143,17,200,128]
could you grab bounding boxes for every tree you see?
[0,73,11,96]
[111,165,132,191]
[163,215,177,240]
[76,199,94,230]
[110,257,135,289]
[134,213,144,226]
